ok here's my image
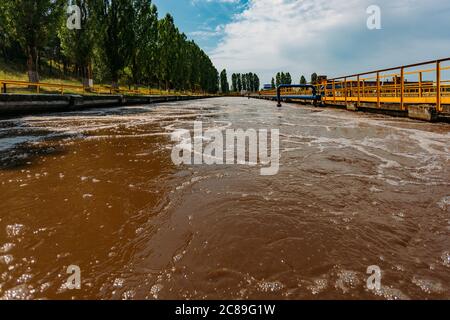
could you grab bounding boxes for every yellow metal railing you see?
[259,58,450,113]
[320,58,450,112]
[259,87,314,97]
[0,79,208,97]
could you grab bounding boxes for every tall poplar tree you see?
[220,69,229,93]
[96,0,135,88]
[1,0,63,83]
[300,75,307,85]
[59,0,97,87]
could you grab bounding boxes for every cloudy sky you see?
[154,0,450,85]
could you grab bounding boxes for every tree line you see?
[270,72,319,88]
[0,0,219,93]
[229,72,260,93]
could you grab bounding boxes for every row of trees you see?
[0,0,219,92]
[299,74,319,85]
[270,72,319,88]
[269,72,292,88]
[230,72,260,93]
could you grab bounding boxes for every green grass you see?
[0,59,83,86]
[0,59,28,81]
[0,59,206,96]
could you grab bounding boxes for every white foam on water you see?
[257,280,284,293]
[5,224,25,238]
[0,136,42,152]
[372,285,410,300]
[441,251,450,267]
[281,117,449,186]
[0,254,14,265]
[334,270,360,294]
[412,277,446,294]
[0,243,15,254]
[307,278,328,295]
[0,284,34,300]
[437,196,450,211]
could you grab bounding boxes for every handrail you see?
[317,58,449,113]
[276,84,320,107]
[257,58,449,113]
[327,57,450,81]
[0,78,208,97]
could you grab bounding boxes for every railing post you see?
[357,75,360,107]
[362,79,365,101]
[276,85,282,107]
[400,67,405,110]
[344,78,347,104]
[350,80,353,97]
[332,80,336,102]
[418,72,423,98]
[436,61,441,112]
[376,72,381,108]
[394,77,397,97]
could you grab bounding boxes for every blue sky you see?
[153,0,450,85]
[153,0,248,51]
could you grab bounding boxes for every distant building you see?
[263,84,272,90]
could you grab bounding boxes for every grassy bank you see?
[0,59,81,86]
[0,60,199,96]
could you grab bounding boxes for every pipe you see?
[276,84,321,107]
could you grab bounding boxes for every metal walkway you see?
[260,57,450,114]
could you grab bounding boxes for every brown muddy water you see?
[0,97,449,300]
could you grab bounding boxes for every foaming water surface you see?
[0,97,449,299]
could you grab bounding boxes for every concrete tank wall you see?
[0,94,213,116]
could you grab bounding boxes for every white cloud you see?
[192,0,240,4]
[189,24,225,39]
[210,0,450,84]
